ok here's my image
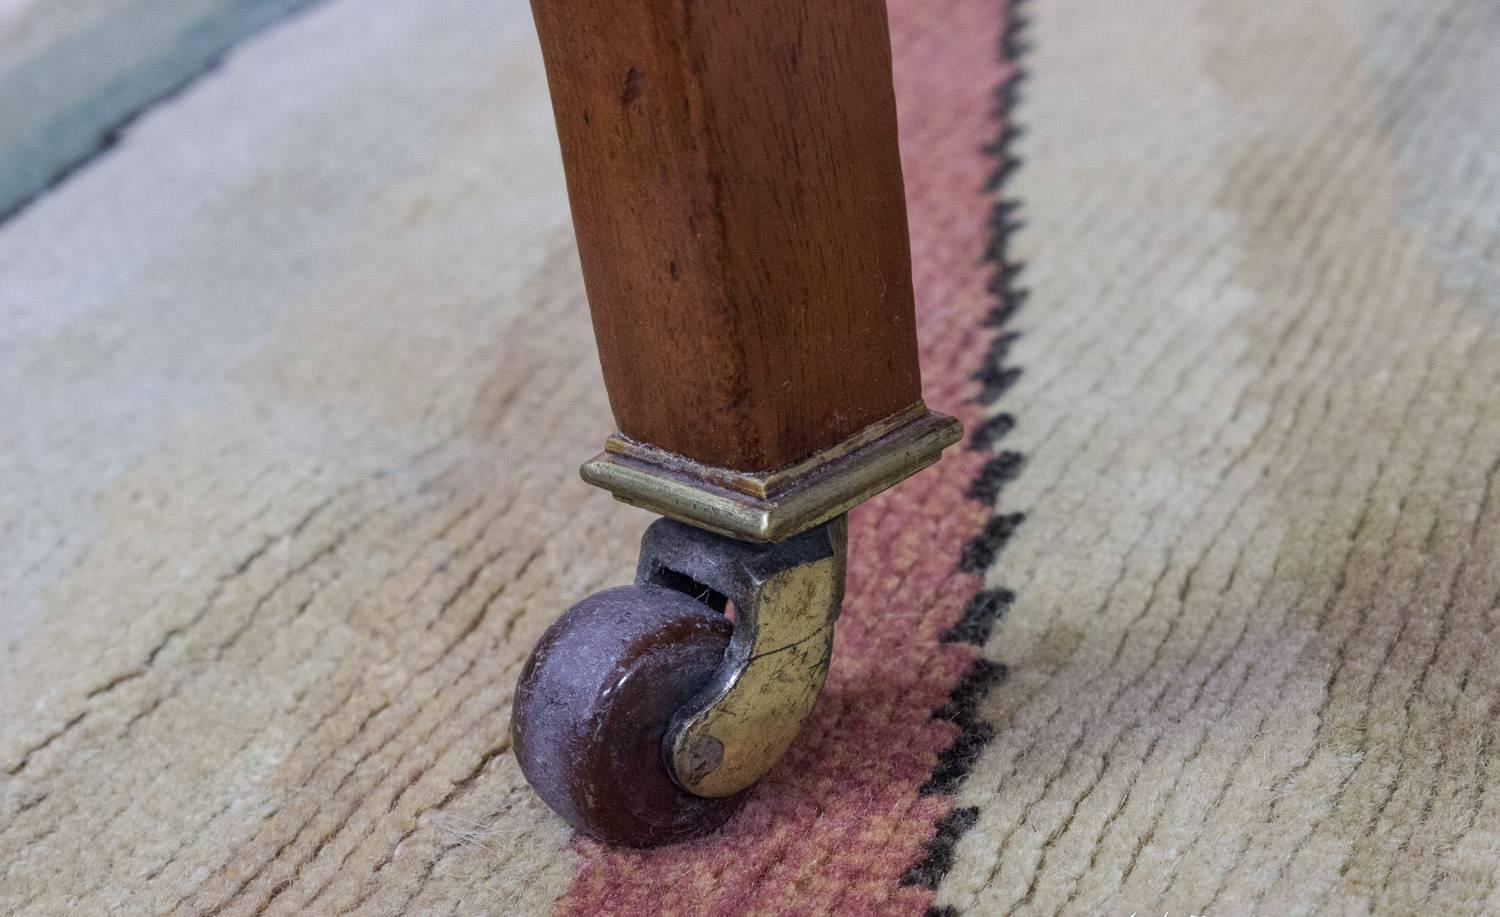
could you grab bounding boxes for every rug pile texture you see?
[3,0,1500,913]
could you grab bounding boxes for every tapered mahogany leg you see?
[512,0,960,846]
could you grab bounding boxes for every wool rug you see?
[3,0,1499,914]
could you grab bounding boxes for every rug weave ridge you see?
[4,0,1500,913]
[931,0,1500,913]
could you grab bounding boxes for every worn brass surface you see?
[668,553,842,797]
[634,516,847,798]
[582,406,961,543]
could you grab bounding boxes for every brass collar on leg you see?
[581,404,963,543]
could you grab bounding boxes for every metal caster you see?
[511,515,847,847]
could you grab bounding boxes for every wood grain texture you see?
[531,0,923,472]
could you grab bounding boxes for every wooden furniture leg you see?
[511,0,961,848]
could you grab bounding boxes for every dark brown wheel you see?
[511,584,746,847]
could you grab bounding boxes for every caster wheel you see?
[511,583,746,847]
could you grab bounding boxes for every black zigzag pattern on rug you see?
[900,0,1033,900]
